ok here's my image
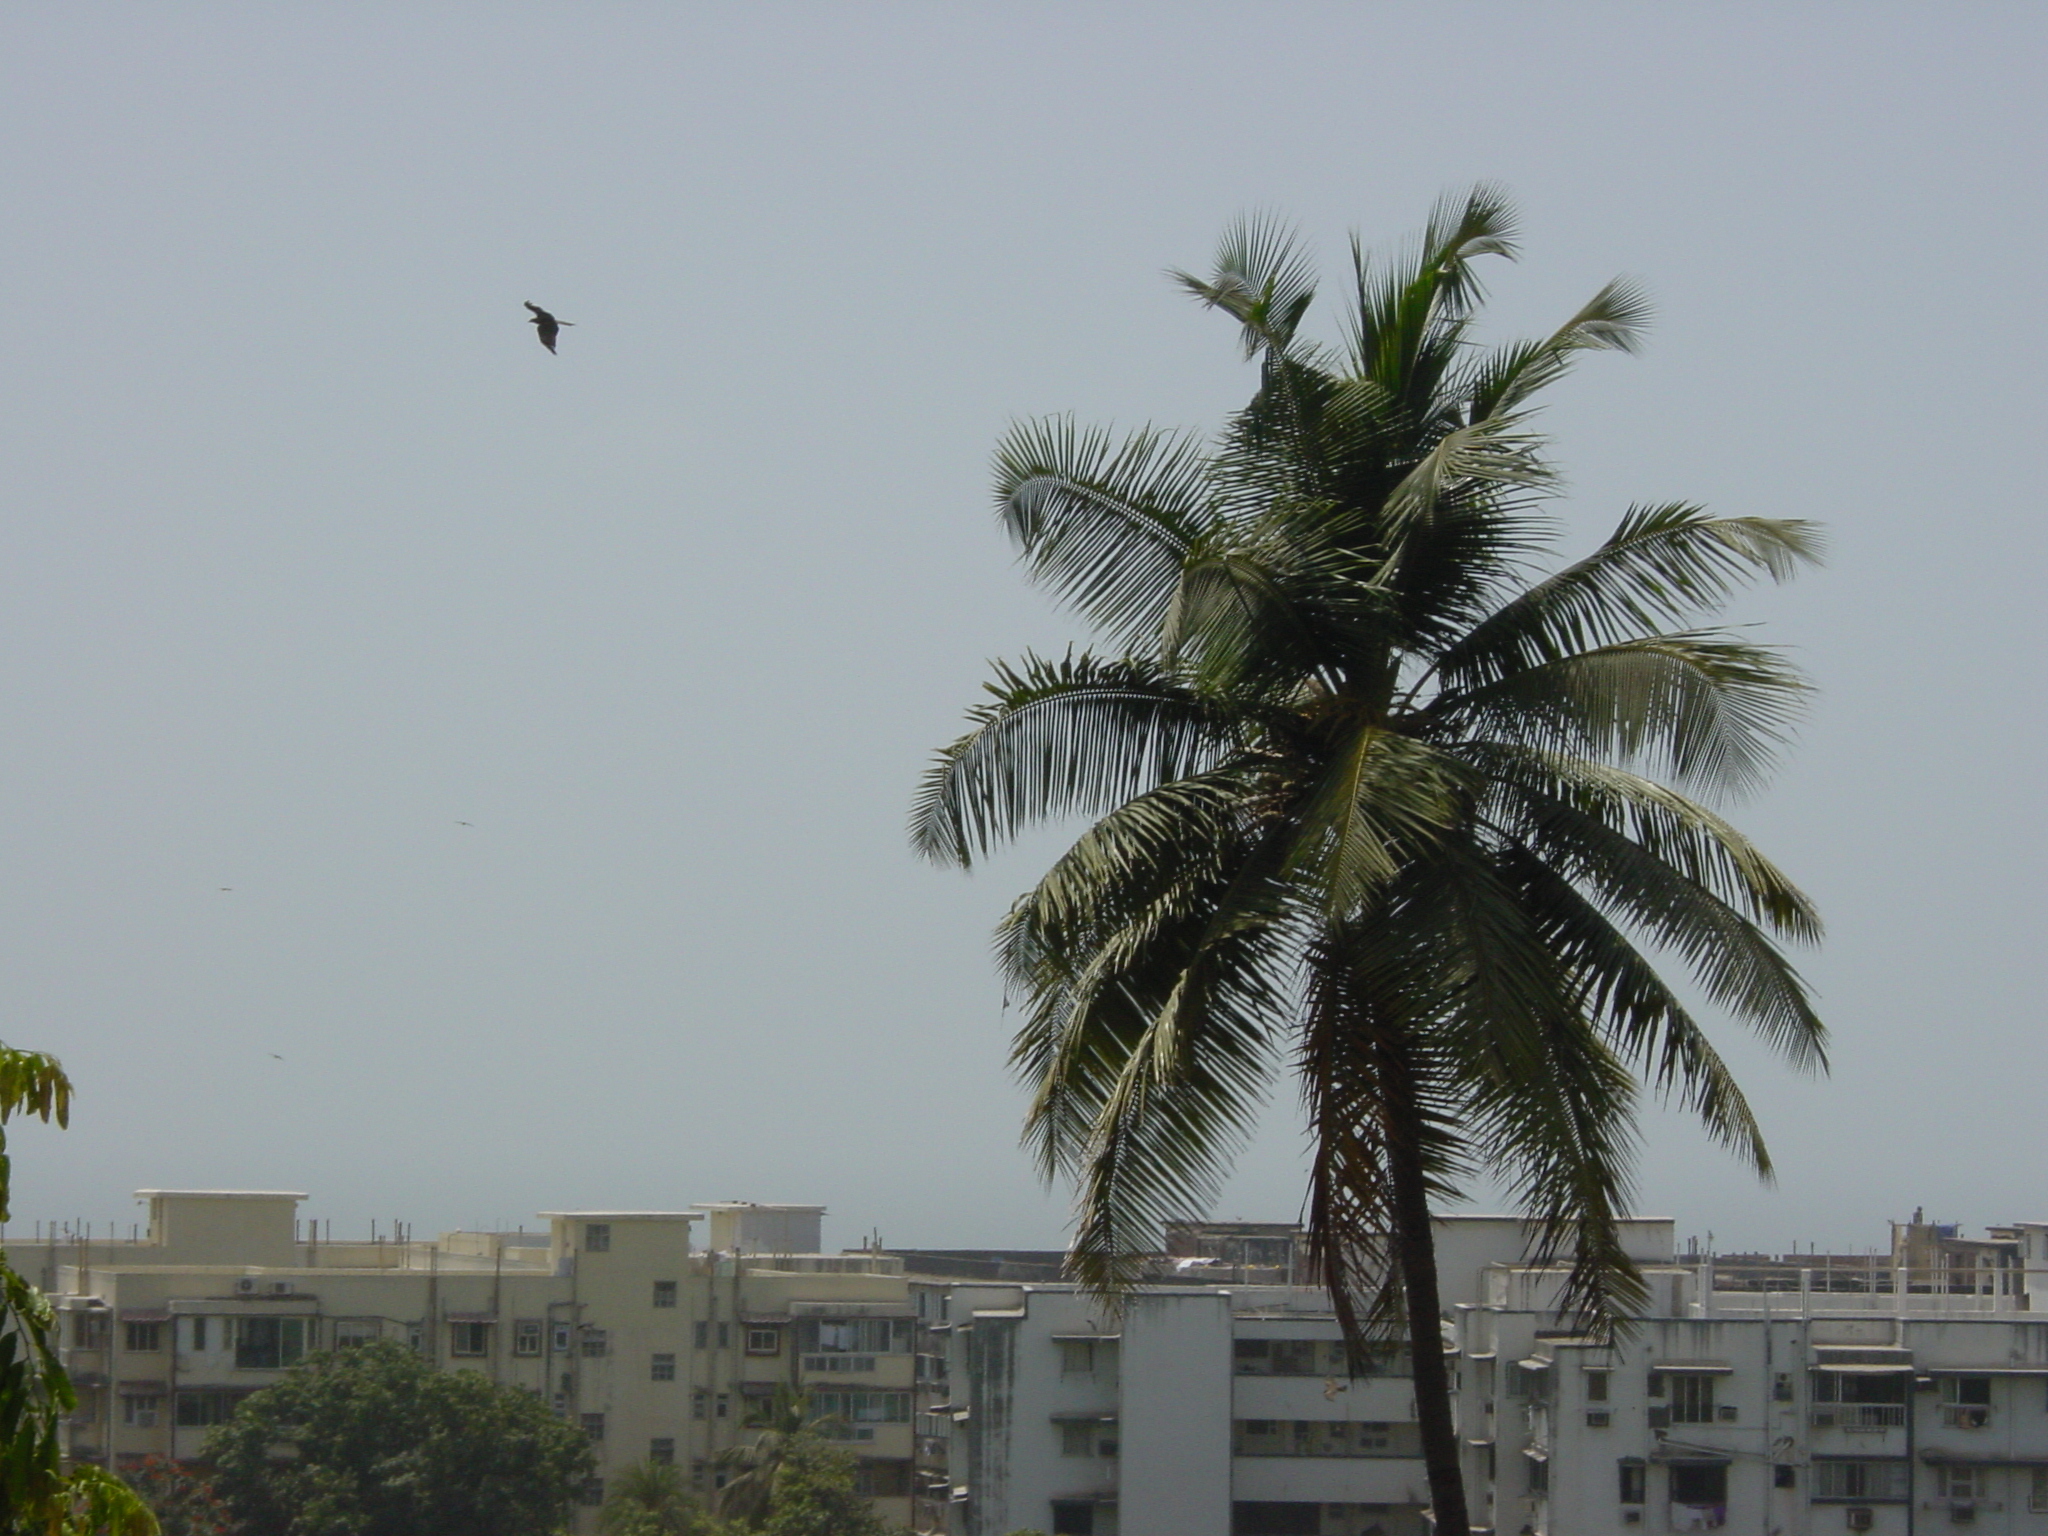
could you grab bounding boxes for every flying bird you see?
[525,302,572,354]
[455,821,474,827]
[269,1053,285,1062]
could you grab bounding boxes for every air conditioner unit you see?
[269,1282,292,1295]
[235,1278,258,1295]
[1586,1411,1612,1428]
[1811,1411,1837,1428]
[1622,1511,1641,1526]
[1718,1404,1738,1423]
[1950,1503,1976,1525]
[1845,1509,1873,1533]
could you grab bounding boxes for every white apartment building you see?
[8,1190,941,1531]
[931,1214,2048,1536]
[928,1217,1675,1536]
[1464,1217,2048,1536]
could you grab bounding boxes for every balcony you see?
[1811,1405,1906,1431]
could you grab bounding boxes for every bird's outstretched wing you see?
[525,301,565,353]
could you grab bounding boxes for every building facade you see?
[9,1191,940,1531]
[932,1214,2048,1536]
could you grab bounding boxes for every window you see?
[407,1323,424,1354]
[650,1437,676,1466]
[2031,1467,2048,1513]
[333,1320,380,1349]
[1774,1465,1795,1490]
[122,1394,160,1427]
[581,1413,606,1442]
[185,1316,209,1352]
[1231,1506,1319,1536]
[1584,1369,1610,1402]
[1618,1460,1647,1505]
[692,1390,708,1420]
[717,1323,731,1349]
[584,1223,611,1253]
[581,1328,609,1358]
[1232,1420,1420,1457]
[747,1328,780,1355]
[651,1353,676,1382]
[1942,1376,1993,1428]
[1059,1340,1096,1375]
[716,1393,729,1419]
[1667,1373,1717,1424]
[1060,1421,1116,1457]
[694,1321,709,1349]
[1049,1501,1095,1536]
[71,1312,110,1349]
[234,1317,308,1370]
[653,1281,678,1308]
[450,1322,490,1357]
[1526,1453,1549,1494]
[798,1318,911,1355]
[809,1390,910,1436]
[1231,1337,1387,1377]
[513,1319,543,1357]
[853,1461,913,1498]
[123,1322,162,1353]
[174,1390,247,1427]
[552,1322,572,1353]
[1669,1462,1728,1507]
[1940,1465,1988,1501]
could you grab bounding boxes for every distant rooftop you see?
[134,1190,306,1201]
[538,1211,700,1222]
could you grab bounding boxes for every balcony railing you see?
[1811,1404,1905,1430]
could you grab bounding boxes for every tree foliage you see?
[600,1460,725,1536]
[118,1460,232,1536]
[914,190,1824,1536]
[752,1437,887,1536]
[0,1044,157,1536]
[204,1339,592,1536]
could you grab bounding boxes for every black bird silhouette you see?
[525,301,572,354]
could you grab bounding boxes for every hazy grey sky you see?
[4,4,2043,1255]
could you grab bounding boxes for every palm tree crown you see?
[913,189,1824,1534]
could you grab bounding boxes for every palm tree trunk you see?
[1384,1091,1471,1536]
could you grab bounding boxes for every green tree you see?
[715,1388,843,1528]
[119,1459,232,1536]
[204,1339,592,1536]
[0,1044,157,1536]
[600,1460,724,1536]
[753,1437,886,1536]
[913,190,1824,1536]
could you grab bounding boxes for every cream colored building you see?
[7,1190,938,1530]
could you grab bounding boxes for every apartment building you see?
[1463,1215,2048,1536]
[929,1213,2048,1536]
[926,1216,1674,1536]
[8,1190,940,1531]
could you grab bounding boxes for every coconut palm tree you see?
[714,1387,844,1528]
[599,1460,712,1536]
[911,188,1825,1535]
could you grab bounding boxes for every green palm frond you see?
[1470,744,1820,937]
[1443,504,1822,684]
[1170,212,1319,360]
[994,417,1212,648]
[1446,632,1809,797]
[910,652,1229,865]
[1462,278,1654,422]
[1283,726,1468,917]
